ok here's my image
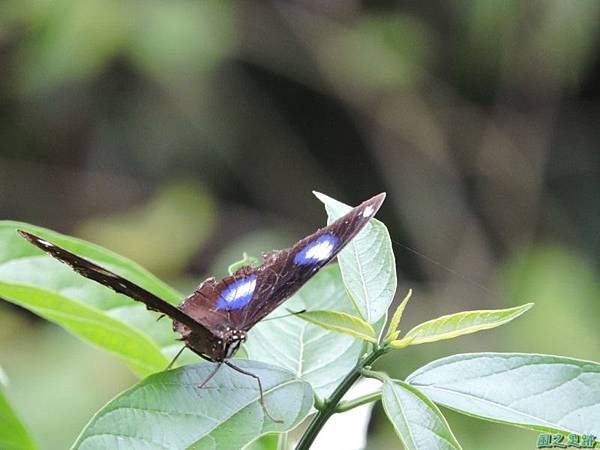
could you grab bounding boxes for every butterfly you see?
[18,192,385,421]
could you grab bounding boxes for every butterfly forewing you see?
[185,193,386,331]
[17,230,217,347]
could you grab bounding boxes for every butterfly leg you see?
[223,360,283,423]
[165,346,187,370]
[197,362,222,389]
[262,309,307,322]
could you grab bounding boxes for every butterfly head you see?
[173,320,247,361]
[223,328,247,358]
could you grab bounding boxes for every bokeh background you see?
[1,1,599,448]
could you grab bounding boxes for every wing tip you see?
[17,229,53,250]
[364,192,386,214]
[17,229,35,242]
[373,192,386,203]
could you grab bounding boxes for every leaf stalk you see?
[335,391,382,413]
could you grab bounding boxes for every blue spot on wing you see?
[294,234,339,265]
[216,274,257,310]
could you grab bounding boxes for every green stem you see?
[277,432,288,450]
[335,391,382,413]
[295,347,387,450]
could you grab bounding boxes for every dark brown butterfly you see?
[18,193,385,421]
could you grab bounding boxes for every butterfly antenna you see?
[166,346,186,370]
[223,360,283,423]
[156,313,166,322]
[262,309,307,322]
[197,362,222,389]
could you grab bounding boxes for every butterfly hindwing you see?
[185,193,386,331]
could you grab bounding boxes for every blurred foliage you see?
[4,0,235,94]
[76,182,216,277]
[1,0,599,448]
[316,14,432,91]
[499,243,600,358]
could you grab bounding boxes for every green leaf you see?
[384,289,413,343]
[0,282,167,376]
[0,221,187,376]
[314,192,396,326]
[245,434,279,450]
[382,379,462,450]
[244,265,365,398]
[407,353,600,435]
[73,361,313,450]
[0,386,37,450]
[293,310,377,343]
[391,303,533,347]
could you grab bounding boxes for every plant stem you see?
[277,432,289,450]
[335,391,382,413]
[295,347,387,450]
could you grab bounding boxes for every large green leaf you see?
[391,303,533,347]
[382,379,461,450]
[407,353,600,435]
[0,386,37,450]
[314,192,396,326]
[73,361,313,450]
[0,222,189,376]
[0,282,167,376]
[293,310,377,343]
[244,265,364,398]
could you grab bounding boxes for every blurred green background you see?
[1,1,599,449]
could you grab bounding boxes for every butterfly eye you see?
[225,338,243,358]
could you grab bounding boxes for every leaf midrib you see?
[414,385,572,430]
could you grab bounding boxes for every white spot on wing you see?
[304,240,334,261]
[216,274,258,310]
[362,205,374,218]
[96,267,118,277]
[37,239,52,248]
[294,234,339,265]
[223,277,257,303]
